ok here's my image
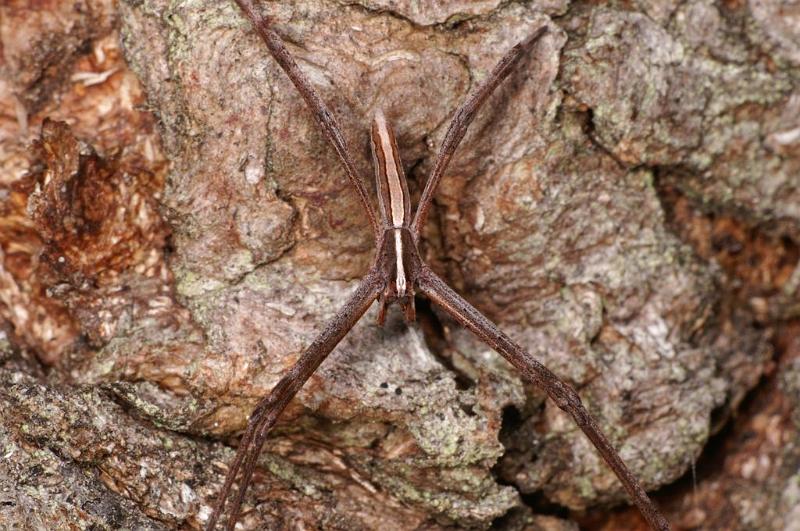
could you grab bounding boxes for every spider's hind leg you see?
[411,25,549,237]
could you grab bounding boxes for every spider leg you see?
[233,0,380,239]
[411,25,548,239]
[207,270,382,531]
[416,267,670,531]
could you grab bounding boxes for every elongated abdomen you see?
[370,109,411,228]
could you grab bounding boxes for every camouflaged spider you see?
[208,1,671,529]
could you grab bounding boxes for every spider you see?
[208,1,670,529]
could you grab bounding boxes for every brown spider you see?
[208,1,670,530]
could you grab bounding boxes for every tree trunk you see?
[1,0,798,529]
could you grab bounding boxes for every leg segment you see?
[207,270,382,530]
[416,267,670,531]
[411,26,548,239]
[233,0,380,239]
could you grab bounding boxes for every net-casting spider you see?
[209,1,670,529]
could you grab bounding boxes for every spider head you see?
[376,227,420,326]
[376,290,416,326]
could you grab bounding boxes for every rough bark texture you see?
[0,0,797,529]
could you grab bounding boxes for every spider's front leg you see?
[207,270,382,531]
[416,267,670,531]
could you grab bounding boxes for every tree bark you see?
[0,0,798,529]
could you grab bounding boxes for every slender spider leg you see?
[233,0,380,239]
[416,267,670,531]
[411,25,548,239]
[207,269,382,531]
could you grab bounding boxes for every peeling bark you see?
[0,0,798,529]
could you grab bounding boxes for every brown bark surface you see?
[0,0,797,529]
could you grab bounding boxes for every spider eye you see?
[396,273,407,297]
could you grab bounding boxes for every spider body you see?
[207,2,671,530]
[374,224,420,324]
[371,110,420,324]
